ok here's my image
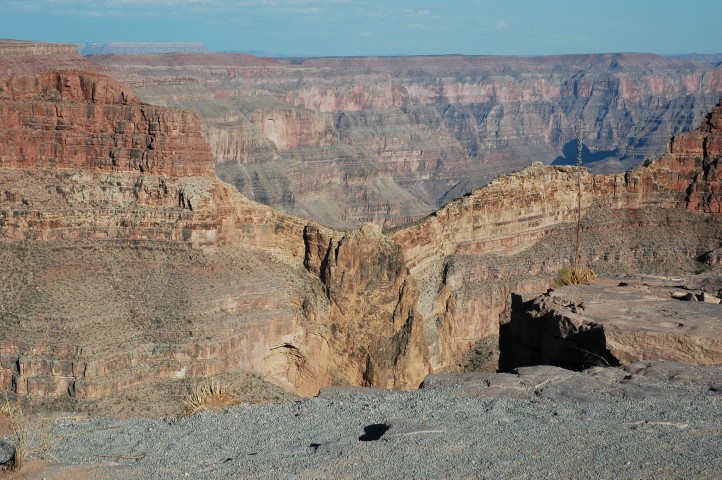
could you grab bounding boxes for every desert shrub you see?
[182,379,237,416]
[1,396,54,471]
[552,267,597,287]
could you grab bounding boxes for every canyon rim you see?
[0,40,721,417]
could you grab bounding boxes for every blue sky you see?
[1,0,721,57]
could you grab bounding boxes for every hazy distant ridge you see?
[78,42,208,55]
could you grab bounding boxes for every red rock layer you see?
[0,71,214,177]
[91,51,722,229]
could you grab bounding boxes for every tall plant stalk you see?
[574,119,583,272]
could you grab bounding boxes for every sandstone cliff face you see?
[0,71,212,177]
[388,101,722,373]
[2,44,722,410]
[0,59,337,400]
[0,40,88,74]
[303,223,430,388]
[0,49,431,403]
[91,52,722,229]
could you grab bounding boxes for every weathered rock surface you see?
[0,43,430,404]
[0,72,212,177]
[500,278,722,371]
[0,40,91,74]
[90,52,722,228]
[423,360,722,403]
[303,223,431,388]
[0,440,13,471]
[1,42,722,411]
[389,101,722,375]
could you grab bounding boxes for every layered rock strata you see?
[1,43,721,409]
[91,52,722,228]
[0,46,430,402]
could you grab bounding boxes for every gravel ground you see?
[11,374,721,479]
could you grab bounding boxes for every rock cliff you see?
[500,279,722,371]
[1,42,721,411]
[91,52,722,229]
[390,102,722,372]
[0,61,331,400]
[0,44,431,404]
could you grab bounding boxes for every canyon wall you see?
[0,42,431,404]
[91,52,722,229]
[390,102,722,371]
[1,42,721,410]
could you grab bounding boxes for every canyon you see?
[90,51,722,229]
[0,41,721,416]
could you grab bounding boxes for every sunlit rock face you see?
[0,42,720,409]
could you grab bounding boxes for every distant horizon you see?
[2,38,718,60]
[88,42,722,57]
[1,0,721,58]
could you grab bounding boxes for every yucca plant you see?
[552,266,597,287]
[563,119,597,285]
[182,379,237,416]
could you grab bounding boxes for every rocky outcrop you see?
[0,40,90,74]
[91,52,722,229]
[0,48,322,400]
[499,278,722,371]
[422,360,722,403]
[0,49,429,402]
[303,223,430,388]
[0,71,212,177]
[388,101,722,374]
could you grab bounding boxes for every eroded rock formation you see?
[390,103,722,373]
[91,52,722,228]
[1,42,721,409]
[0,42,429,403]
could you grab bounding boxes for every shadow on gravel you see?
[359,423,390,441]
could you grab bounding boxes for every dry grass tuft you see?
[552,267,597,287]
[0,396,17,417]
[182,379,238,416]
[1,396,55,471]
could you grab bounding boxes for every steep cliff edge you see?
[0,44,431,406]
[0,63,330,401]
[390,102,722,372]
[500,279,722,372]
[303,223,431,388]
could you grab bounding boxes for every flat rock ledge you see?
[500,276,722,371]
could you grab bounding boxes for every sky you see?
[1,0,721,57]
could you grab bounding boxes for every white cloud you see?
[402,9,430,17]
[496,19,509,30]
[406,23,428,30]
